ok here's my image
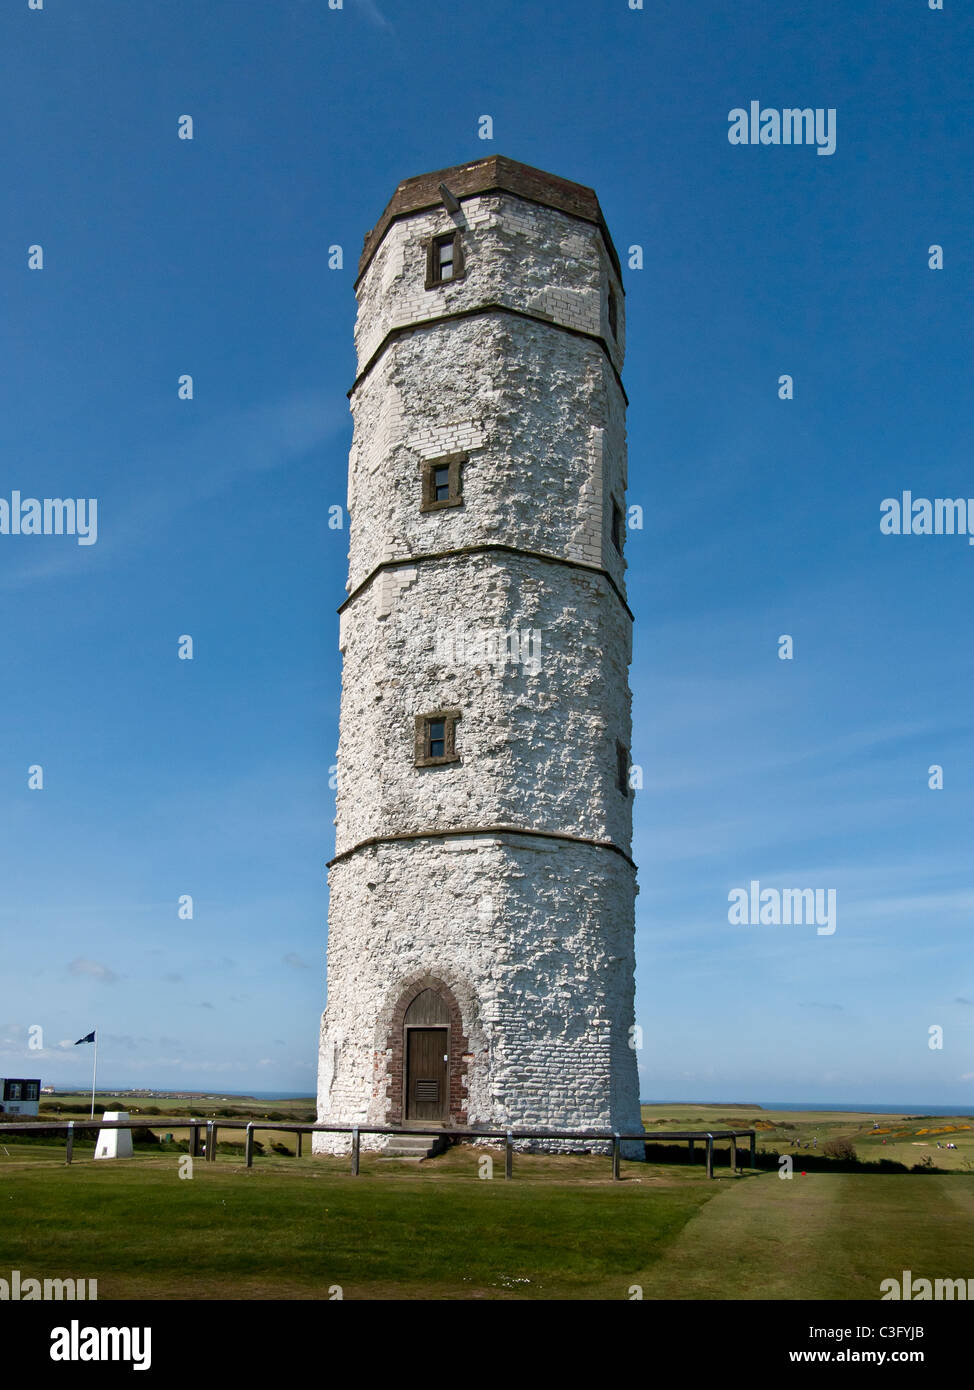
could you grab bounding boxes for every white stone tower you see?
[315,157,643,1153]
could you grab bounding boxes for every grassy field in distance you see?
[31,1092,316,1159]
[639,1104,974,1172]
[12,1095,973,1170]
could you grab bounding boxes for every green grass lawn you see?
[0,1152,715,1300]
[4,1099,972,1300]
[1,1144,972,1300]
[634,1170,974,1299]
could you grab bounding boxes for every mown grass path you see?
[635,1171,974,1299]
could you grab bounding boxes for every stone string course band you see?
[327,824,637,871]
[337,544,635,622]
[348,302,630,406]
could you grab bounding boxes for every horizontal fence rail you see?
[0,1117,758,1179]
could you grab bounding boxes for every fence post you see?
[749,1131,756,1170]
[205,1120,214,1162]
[245,1122,254,1169]
[505,1131,513,1179]
[210,1123,218,1162]
[729,1134,737,1172]
[66,1120,74,1165]
[351,1127,360,1176]
[189,1121,200,1158]
[706,1133,714,1179]
[296,1131,302,1158]
[688,1137,695,1164]
[612,1132,621,1181]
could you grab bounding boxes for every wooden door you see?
[406,1027,449,1122]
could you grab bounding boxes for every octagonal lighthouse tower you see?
[315,156,642,1154]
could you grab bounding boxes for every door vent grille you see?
[415,1080,439,1102]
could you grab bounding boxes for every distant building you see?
[0,1079,40,1116]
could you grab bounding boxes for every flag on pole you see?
[75,1030,99,1117]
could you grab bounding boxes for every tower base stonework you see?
[313,834,643,1157]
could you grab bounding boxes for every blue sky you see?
[2,0,972,1105]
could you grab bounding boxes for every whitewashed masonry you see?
[315,157,643,1156]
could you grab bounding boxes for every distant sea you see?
[68,1090,969,1115]
[171,1094,974,1114]
[218,1095,971,1111]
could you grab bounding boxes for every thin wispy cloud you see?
[282,952,311,970]
[67,957,118,983]
[355,0,392,31]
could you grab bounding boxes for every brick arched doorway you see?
[384,977,469,1127]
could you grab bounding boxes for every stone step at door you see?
[379,1133,450,1161]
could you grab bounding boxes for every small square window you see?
[608,285,618,338]
[611,500,625,554]
[616,741,630,796]
[415,710,462,767]
[25,1082,39,1101]
[426,231,465,289]
[421,452,465,512]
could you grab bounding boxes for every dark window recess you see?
[421,452,466,512]
[611,500,625,553]
[429,719,446,759]
[608,285,618,338]
[415,709,462,767]
[426,231,465,288]
[616,741,630,796]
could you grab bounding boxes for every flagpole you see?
[90,1031,97,1119]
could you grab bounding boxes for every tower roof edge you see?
[356,155,623,285]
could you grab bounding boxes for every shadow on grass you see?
[643,1141,952,1175]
